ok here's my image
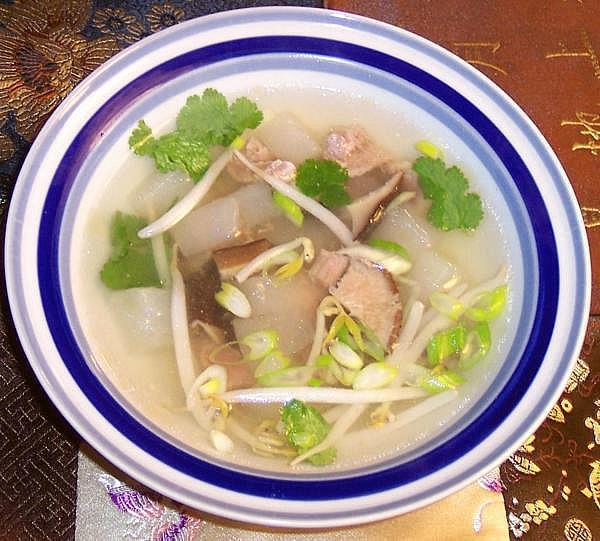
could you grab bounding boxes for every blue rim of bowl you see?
[34,34,565,503]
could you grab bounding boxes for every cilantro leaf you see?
[129,120,155,154]
[176,89,263,147]
[295,159,351,209]
[128,89,263,181]
[128,121,210,182]
[100,212,161,290]
[412,156,484,231]
[281,399,336,466]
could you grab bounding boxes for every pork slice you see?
[331,258,402,350]
[323,126,389,177]
[264,159,296,183]
[309,250,349,289]
[226,136,274,184]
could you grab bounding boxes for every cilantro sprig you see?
[129,89,263,182]
[412,156,484,231]
[100,212,161,289]
[281,399,336,466]
[295,159,351,209]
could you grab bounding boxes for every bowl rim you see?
[4,6,591,528]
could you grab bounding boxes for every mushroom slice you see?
[345,172,402,238]
[213,239,273,280]
[179,256,234,341]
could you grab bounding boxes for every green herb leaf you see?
[129,89,263,181]
[100,212,161,289]
[128,120,211,182]
[176,89,263,147]
[295,159,351,209]
[281,399,336,466]
[412,156,484,231]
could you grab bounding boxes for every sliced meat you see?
[309,249,349,289]
[331,258,402,350]
[213,239,272,280]
[323,126,390,177]
[264,159,296,183]
[226,136,274,184]
[246,137,273,163]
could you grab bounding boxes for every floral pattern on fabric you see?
[501,316,600,539]
[97,472,204,540]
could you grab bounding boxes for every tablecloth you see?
[0,1,598,539]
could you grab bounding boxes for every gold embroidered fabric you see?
[0,1,598,540]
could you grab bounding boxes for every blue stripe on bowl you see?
[36,35,561,504]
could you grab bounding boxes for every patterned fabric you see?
[76,449,508,540]
[0,1,597,540]
[501,317,600,540]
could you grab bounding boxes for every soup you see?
[78,87,511,472]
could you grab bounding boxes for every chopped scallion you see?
[329,340,364,370]
[415,140,443,160]
[256,366,313,387]
[419,369,465,394]
[426,324,466,366]
[273,191,304,227]
[368,238,411,262]
[273,253,304,279]
[429,292,465,320]
[315,354,334,367]
[254,350,291,379]
[241,330,279,361]
[466,285,507,322]
[215,282,251,318]
[353,362,397,390]
[459,321,491,370]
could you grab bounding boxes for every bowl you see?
[4,6,590,528]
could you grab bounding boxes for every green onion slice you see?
[466,285,508,322]
[215,283,251,318]
[429,292,465,320]
[419,369,465,394]
[328,340,364,370]
[256,366,313,387]
[254,350,291,379]
[427,324,466,366]
[241,330,279,361]
[274,253,304,279]
[368,238,411,262]
[353,362,397,390]
[459,321,491,370]
[273,191,304,227]
[415,140,443,160]
[315,354,334,367]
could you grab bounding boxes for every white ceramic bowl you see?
[4,7,590,528]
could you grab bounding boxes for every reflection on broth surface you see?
[77,87,512,472]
